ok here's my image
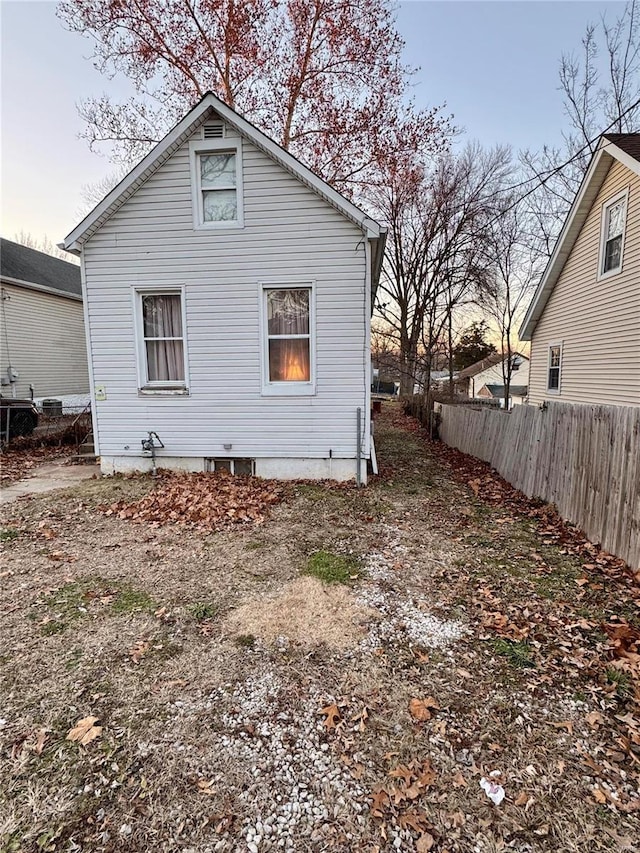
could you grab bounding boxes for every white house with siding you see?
[520,134,640,407]
[61,93,386,482]
[0,239,89,403]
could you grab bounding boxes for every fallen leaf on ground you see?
[320,703,341,729]
[416,833,435,852]
[66,716,102,746]
[34,728,49,755]
[409,696,440,721]
[197,778,216,795]
[398,811,431,833]
[550,720,574,735]
[38,522,57,539]
[370,787,390,818]
[129,639,150,664]
[452,771,467,788]
[585,710,605,728]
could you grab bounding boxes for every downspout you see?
[356,407,362,487]
[78,252,101,459]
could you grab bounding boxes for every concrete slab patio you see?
[0,460,99,505]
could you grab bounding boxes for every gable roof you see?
[1,238,82,299]
[61,92,385,257]
[482,383,528,398]
[519,133,640,340]
[453,351,529,382]
[604,133,640,163]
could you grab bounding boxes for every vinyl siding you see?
[0,282,89,399]
[529,159,640,407]
[469,359,530,397]
[82,123,370,463]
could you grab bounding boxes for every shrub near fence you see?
[437,401,640,571]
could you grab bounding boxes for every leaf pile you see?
[0,444,74,486]
[431,438,639,589]
[101,470,287,531]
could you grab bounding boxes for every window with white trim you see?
[599,190,627,277]
[262,284,314,394]
[547,343,562,393]
[136,290,187,388]
[189,138,243,228]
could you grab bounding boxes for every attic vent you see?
[203,122,224,139]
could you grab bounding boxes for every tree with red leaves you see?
[57,0,451,194]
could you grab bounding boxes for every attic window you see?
[203,122,224,139]
[599,189,628,278]
[189,138,243,228]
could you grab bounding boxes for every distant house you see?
[412,369,449,395]
[0,239,89,404]
[435,352,529,404]
[60,92,386,482]
[477,383,529,409]
[520,133,640,407]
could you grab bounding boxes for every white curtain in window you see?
[607,201,624,238]
[267,289,310,381]
[267,289,309,334]
[143,295,184,382]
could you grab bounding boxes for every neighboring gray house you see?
[0,239,89,402]
[61,92,386,482]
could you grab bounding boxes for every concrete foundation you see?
[100,455,366,483]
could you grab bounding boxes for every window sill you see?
[261,383,316,397]
[546,388,560,395]
[138,387,190,397]
[596,265,623,282]
[193,221,244,232]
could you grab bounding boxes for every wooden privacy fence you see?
[438,401,640,570]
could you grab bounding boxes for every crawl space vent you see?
[203,122,224,139]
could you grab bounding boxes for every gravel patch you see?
[359,523,467,652]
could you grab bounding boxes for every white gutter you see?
[0,275,82,302]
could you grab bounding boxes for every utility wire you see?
[390,97,640,226]
[469,97,640,227]
[496,96,639,200]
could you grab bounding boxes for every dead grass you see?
[0,404,638,853]
[223,575,373,648]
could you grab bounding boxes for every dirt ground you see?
[1,405,638,853]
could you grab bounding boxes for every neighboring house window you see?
[261,284,314,394]
[189,138,243,228]
[547,343,562,393]
[599,190,628,277]
[135,289,187,389]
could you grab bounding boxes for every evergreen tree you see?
[452,322,496,371]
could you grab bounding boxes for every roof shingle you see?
[0,239,81,297]
[603,133,640,163]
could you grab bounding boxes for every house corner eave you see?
[369,228,387,312]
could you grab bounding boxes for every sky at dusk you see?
[0,0,629,248]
